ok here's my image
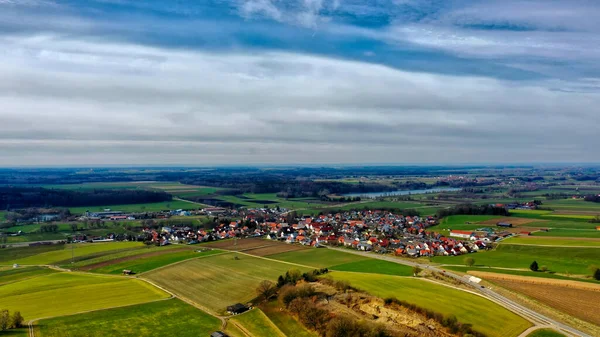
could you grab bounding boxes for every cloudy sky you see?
[1,0,599,166]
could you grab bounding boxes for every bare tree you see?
[256,280,277,300]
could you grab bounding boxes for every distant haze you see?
[1,1,599,165]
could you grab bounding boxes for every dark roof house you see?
[227,303,249,315]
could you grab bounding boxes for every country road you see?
[326,247,591,337]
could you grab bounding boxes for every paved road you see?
[327,247,591,337]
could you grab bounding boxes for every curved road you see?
[327,247,591,337]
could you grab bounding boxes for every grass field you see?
[543,199,600,212]
[527,329,566,337]
[68,200,199,215]
[4,242,144,265]
[328,271,531,337]
[64,245,185,269]
[267,248,368,268]
[432,244,600,275]
[89,249,223,274]
[260,301,317,337]
[330,259,413,276]
[37,298,220,337]
[230,309,285,337]
[532,229,600,238]
[503,236,600,247]
[145,253,311,314]
[0,245,65,264]
[0,266,57,286]
[1,223,73,234]
[0,272,168,320]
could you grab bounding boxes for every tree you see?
[594,268,600,281]
[540,265,548,272]
[530,261,539,272]
[412,266,422,277]
[10,311,23,329]
[0,310,9,331]
[256,280,277,300]
[464,257,475,267]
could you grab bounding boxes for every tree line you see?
[436,204,510,219]
[0,310,24,332]
[0,187,171,209]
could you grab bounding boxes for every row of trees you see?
[0,310,24,331]
[436,204,510,219]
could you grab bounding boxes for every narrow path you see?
[172,197,211,208]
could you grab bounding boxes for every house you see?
[497,222,513,228]
[227,303,249,315]
[122,269,135,275]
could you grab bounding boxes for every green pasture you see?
[328,271,531,337]
[432,244,600,275]
[442,266,600,284]
[0,272,168,319]
[526,328,566,337]
[90,249,223,275]
[230,309,285,337]
[330,259,413,276]
[38,298,220,337]
[64,245,185,269]
[543,199,600,212]
[0,266,57,286]
[532,229,600,238]
[4,242,144,265]
[267,248,367,268]
[503,237,600,247]
[68,200,199,215]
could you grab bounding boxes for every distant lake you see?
[342,187,461,198]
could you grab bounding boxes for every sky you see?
[1,0,599,166]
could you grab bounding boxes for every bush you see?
[530,261,539,272]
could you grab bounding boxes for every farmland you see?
[527,329,566,337]
[328,271,532,337]
[68,200,199,215]
[330,259,413,276]
[65,245,187,270]
[88,248,223,274]
[230,309,286,337]
[144,253,311,314]
[0,272,169,319]
[3,241,144,265]
[37,298,221,337]
[432,244,600,275]
[502,236,600,247]
[488,276,600,326]
[444,266,600,284]
[267,248,368,268]
[0,266,57,286]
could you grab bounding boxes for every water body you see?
[343,187,461,198]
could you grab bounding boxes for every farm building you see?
[496,222,513,228]
[210,332,229,337]
[227,303,249,315]
[449,230,474,239]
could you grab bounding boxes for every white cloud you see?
[0,34,599,165]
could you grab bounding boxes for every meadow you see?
[443,266,600,284]
[330,259,413,276]
[0,244,64,264]
[3,241,144,265]
[144,253,311,314]
[328,271,531,337]
[68,200,199,215]
[532,229,600,238]
[37,298,221,337]
[0,272,168,320]
[432,244,600,275]
[230,309,286,337]
[527,329,566,337]
[0,266,57,286]
[267,248,368,268]
[503,236,600,247]
[89,249,223,274]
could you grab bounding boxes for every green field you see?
[63,245,186,269]
[89,249,223,274]
[267,248,367,268]
[330,259,413,276]
[532,229,600,238]
[0,266,57,286]
[543,199,600,212]
[260,301,317,337]
[0,272,168,320]
[1,223,73,234]
[37,298,220,337]
[3,242,144,265]
[230,309,285,337]
[432,244,600,275]
[503,237,600,247]
[68,200,199,215]
[329,272,531,337]
[526,328,566,337]
[0,245,65,264]
[145,253,311,314]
